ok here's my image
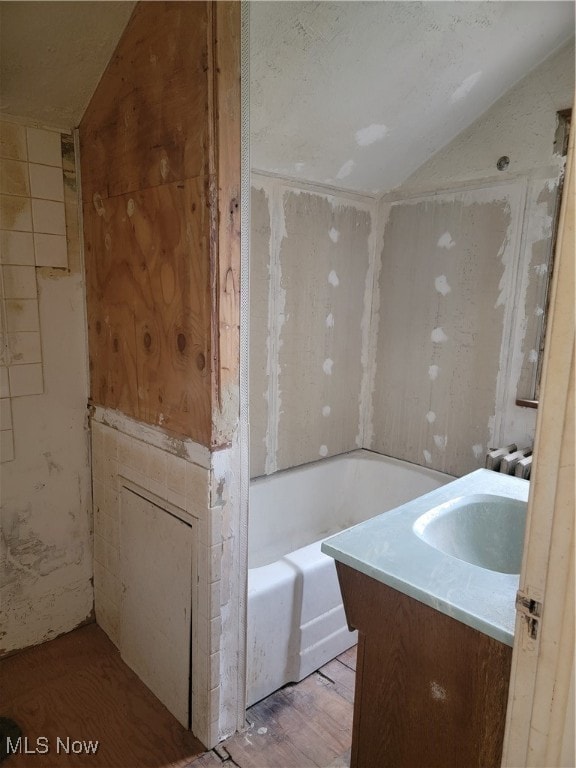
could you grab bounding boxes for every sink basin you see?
[413,493,527,574]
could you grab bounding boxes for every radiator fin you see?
[486,445,532,479]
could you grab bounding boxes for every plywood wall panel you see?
[80,2,209,200]
[84,178,211,441]
[79,1,240,446]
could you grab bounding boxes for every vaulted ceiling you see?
[250,1,575,194]
[1,1,574,195]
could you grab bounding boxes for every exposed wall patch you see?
[433,434,448,450]
[325,312,335,328]
[319,445,328,457]
[355,123,388,147]
[437,231,455,249]
[328,270,340,287]
[426,411,436,423]
[322,405,331,417]
[329,227,339,243]
[428,365,440,380]
[472,444,484,458]
[431,327,448,343]
[434,275,451,295]
[336,160,355,180]
[322,358,334,375]
[423,449,432,464]
[451,71,482,102]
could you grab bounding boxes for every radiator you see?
[486,444,532,479]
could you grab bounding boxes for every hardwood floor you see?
[0,624,355,768]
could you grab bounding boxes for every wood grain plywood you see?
[80,2,209,200]
[337,563,512,768]
[210,1,241,444]
[84,177,211,441]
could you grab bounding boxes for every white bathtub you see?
[246,449,453,705]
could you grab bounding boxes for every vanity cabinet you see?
[336,562,512,768]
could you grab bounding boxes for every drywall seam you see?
[357,198,386,449]
[379,165,564,204]
[264,178,285,475]
[251,168,377,207]
[490,180,529,448]
[91,405,211,468]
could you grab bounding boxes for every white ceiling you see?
[0,0,572,193]
[250,1,575,195]
[0,2,135,129]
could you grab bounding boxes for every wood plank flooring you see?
[0,624,355,768]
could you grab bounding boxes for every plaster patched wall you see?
[369,40,574,476]
[372,186,524,476]
[0,120,92,654]
[250,177,374,477]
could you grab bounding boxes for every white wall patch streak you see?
[428,365,440,380]
[328,270,340,287]
[472,443,484,458]
[534,263,548,276]
[322,405,331,417]
[451,71,482,102]
[431,327,448,343]
[437,231,455,249]
[423,449,432,464]
[528,349,538,363]
[336,159,355,180]
[355,123,388,147]
[433,434,448,450]
[319,445,328,457]
[325,312,335,328]
[323,358,334,375]
[264,181,287,476]
[534,306,544,316]
[426,411,436,424]
[434,275,451,295]
[430,681,448,701]
[358,199,383,450]
[329,227,340,243]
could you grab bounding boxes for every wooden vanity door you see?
[336,563,512,768]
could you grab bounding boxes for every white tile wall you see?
[8,362,43,397]
[28,164,65,202]
[91,418,221,747]
[26,128,62,167]
[0,231,35,265]
[0,121,72,462]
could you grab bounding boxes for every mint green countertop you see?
[322,468,529,646]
